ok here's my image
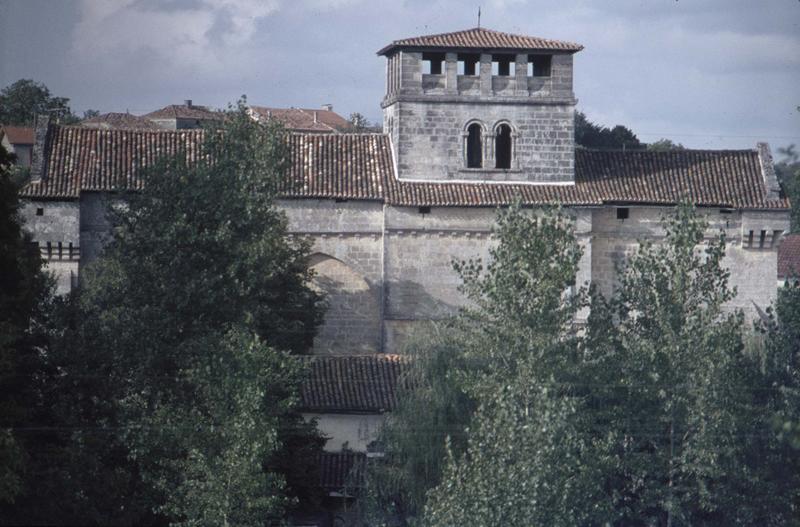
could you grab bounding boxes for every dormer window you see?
[466,123,483,168]
[495,124,512,169]
[528,54,552,77]
[492,54,515,76]
[422,52,445,74]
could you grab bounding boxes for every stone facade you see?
[383,49,576,183]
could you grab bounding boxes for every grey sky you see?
[1,0,798,150]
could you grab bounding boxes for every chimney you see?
[185,99,193,108]
[313,111,318,123]
[321,104,333,112]
[30,114,50,183]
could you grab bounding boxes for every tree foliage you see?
[575,111,644,150]
[417,202,799,525]
[0,79,78,125]
[775,144,800,232]
[75,103,325,524]
[0,145,52,507]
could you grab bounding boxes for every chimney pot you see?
[322,104,333,112]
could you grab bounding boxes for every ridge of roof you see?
[378,26,583,55]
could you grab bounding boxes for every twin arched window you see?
[464,121,514,169]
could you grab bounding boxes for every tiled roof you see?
[20,124,790,211]
[387,149,788,209]
[1,126,34,145]
[280,134,391,201]
[778,234,800,279]
[378,27,583,55]
[318,451,366,490]
[80,113,163,130]
[144,104,223,121]
[249,106,350,133]
[22,126,205,198]
[300,355,407,413]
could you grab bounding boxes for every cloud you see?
[71,0,280,73]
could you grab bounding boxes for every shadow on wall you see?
[309,253,383,355]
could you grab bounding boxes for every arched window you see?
[495,123,512,169]
[466,123,483,168]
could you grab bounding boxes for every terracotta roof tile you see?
[20,125,790,211]
[144,104,223,121]
[249,106,350,133]
[318,451,366,489]
[80,113,163,130]
[1,126,35,145]
[378,27,583,55]
[778,234,800,280]
[300,354,408,413]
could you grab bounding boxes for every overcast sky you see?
[1,0,798,150]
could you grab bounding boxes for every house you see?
[80,112,163,130]
[143,100,224,129]
[0,125,34,167]
[249,105,351,133]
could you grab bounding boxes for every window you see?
[466,123,483,168]
[616,207,629,220]
[528,54,552,77]
[495,124,512,169]
[457,53,480,75]
[418,206,431,214]
[36,207,44,216]
[422,52,445,75]
[492,54,514,76]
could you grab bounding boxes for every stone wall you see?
[302,412,384,452]
[279,199,384,354]
[20,200,80,294]
[388,100,575,182]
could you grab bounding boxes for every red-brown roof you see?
[144,104,223,121]
[250,106,350,133]
[378,27,583,55]
[318,451,366,490]
[80,112,163,130]
[20,124,790,211]
[300,355,408,413]
[1,126,34,145]
[778,234,800,280]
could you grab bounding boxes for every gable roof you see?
[249,106,350,133]
[1,126,35,145]
[378,27,583,55]
[143,104,223,121]
[80,112,163,130]
[20,124,790,210]
[299,354,408,413]
[778,234,800,280]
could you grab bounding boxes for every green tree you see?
[423,203,800,525]
[575,111,644,150]
[775,144,799,232]
[648,138,686,151]
[364,325,475,524]
[0,144,52,506]
[0,79,77,125]
[66,103,325,524]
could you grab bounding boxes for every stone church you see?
[18,27,791,521]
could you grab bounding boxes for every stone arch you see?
[463,119,487,168]
[308,253,381,355]
[492,120,516,169]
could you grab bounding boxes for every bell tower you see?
[378,27,582,183]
